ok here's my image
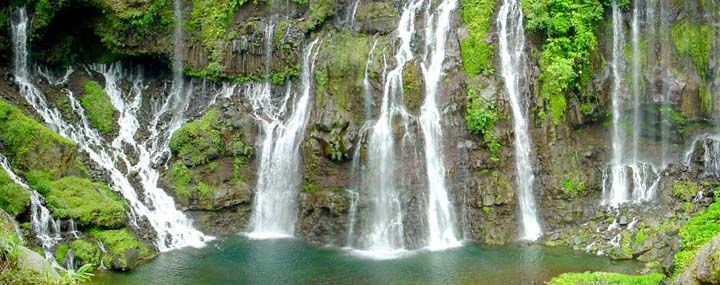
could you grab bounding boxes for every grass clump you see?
[548,272,664,285]
[81,80,117,134]
[673,193,720,272]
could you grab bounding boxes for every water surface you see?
[93,237,641,285]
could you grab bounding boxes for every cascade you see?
[419,0,460,248]
[0,155,62,263]
[496,0,542,241]
[350,0,460,256]
[11,6,211,251]
[602,0,661,207]
[246,39,321,238]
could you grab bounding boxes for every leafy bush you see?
[674,195,720,272]
[81,80,117,134]
[305,0,334,31]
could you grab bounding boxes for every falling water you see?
[684,134,720,178]
[11,6,210,251]
[0,155,62,263]
[496,0,542,241]
[419,0,460,248]
[603,1,661,207]
[246,39,321,238]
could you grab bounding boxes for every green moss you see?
[634,227,648,247]
[81,80,117,134]
[674,197,720,273]
[673,182,698,201]
[169,109,224,166]
[89,228,155,270]
[0,99,76,177]
[196,182,215,199]
[562,177,585,195]
[548,272,664,285]
[671,21,714,78]
[44,176,127,229]
[171,162,191,198]
[24,170,53,195]
[0,169,30,217]
[523,0,605,125]
[699,81,713,115]
[465,89,501,161]
[460,0,495,76]
[54,243,68,265]
[305,0,334,31]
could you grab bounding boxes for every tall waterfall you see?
[496,0,542,241]
[602,0,660,207]
[246,39,321,238]
[11,7,210,251]
[0,155,62,264]
[350,0,460,256]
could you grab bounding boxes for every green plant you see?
[186,0,247,62]
[460,0,495,75]
[671,21,714,78]
[465,89,501,161]
[305,0,334,31]
[169,109,224,166]
[171,162,191,198]
[0,169,30,217]
[43,176,127,229]
[81,80,117,134]
[548,272,664,285]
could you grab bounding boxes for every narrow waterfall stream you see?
[496,0,542,241]
[247,39,321,238]
[10,6,210,251]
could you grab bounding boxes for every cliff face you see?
[1,0,720,277]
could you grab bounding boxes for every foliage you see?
[0,100,76,177]
[671,21,714,78]
[673,182,698,201]
[0,169,30,217]
[548,272,664,285]
[314,32,371,115]
[465,89,501,161]
[69,239,101,269]
[43,176,127,229]
[523,0,606,124]
[186,0,246,67]
[171,162,191,198]
[95,0,174,54]
[562,177,585,195]
[169,109,224,166]
[81,80,116,134]
[305,0,334,31]
[674,195,720,272]
[460,0,495,75]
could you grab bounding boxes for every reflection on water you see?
[93,236,641,285]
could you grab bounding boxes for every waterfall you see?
[603,1,661,207]
[419,0,460,248]
[10,7,211,251]
[246,39,321,238]
[496,0,542,241]
[0,155,62,264]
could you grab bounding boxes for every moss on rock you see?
[43,176,127,229]
[80,80,117,134]
[460,0,495,76]
[0,169,30,218]
[169,109,224,166]
[89,228,155,271]
[0,99,76,178]
[548,272,664,285]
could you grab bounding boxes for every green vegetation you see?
[169,109,224,166]
[0,170,30,217]
[671,21,714,78]
[523,0,606,124]
[562,177,585,195]
[187,0,247,61]
[674,191,720,272]
[305,0,334,31]
[460,0,495,75]
[81,80,117,134]
[673,182,699,201]
[548,272,664,285]
[0,99,76,177]
[96,0,174,55]
[43,176,127,229]
[171,162,192,198]
[465,89,501,161]
[70,239,102,269]
[89,228,155,270]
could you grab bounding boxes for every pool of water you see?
[92,236,641,285]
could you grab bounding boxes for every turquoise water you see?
[93,237,641,285]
